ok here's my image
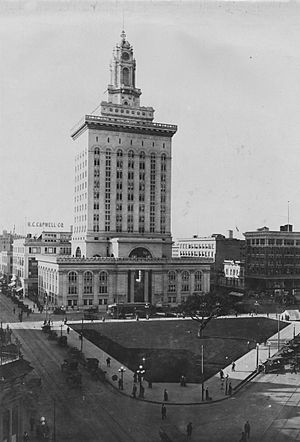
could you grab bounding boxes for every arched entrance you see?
[75,247,81,258]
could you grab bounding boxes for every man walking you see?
[161,403,167,420]
[132,383,137,398]
[244,421,250,439]
[106,357,111,367]
[187,422,193,439]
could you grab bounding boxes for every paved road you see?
[2,294,300,441]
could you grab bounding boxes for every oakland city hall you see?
[38,31,211,311]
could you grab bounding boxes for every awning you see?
[16,287,23,293]
[8,282,15,287]
[229,291,244,297]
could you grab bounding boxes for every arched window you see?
[68,271,78,294]
[194,271,202,292]
[84,271,93,294]
[75,247,81,258]
[122,67,130,86]
[168,271,176,293]
[181,271,190,292]
[129,248,152,259]
[94,147,100,155]
[99,272,108,293]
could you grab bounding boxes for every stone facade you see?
[38,31,211,310]
[38,255,211,310]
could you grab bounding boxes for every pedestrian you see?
[161,403,167,420]
[205,387,209,401]
[148,378,152,388]
[219,369,224,380]
[187,422,193,439]
[139,384,145,398]
[67,327,70,335]
[106,357,111,367]
[132,383,137,398]
[133,372,137,383]
[239,431,246,442]
[163,388,168,401]
[244,421,250,439]
[228,382,232,395]
[64,317,67,325]
[29,416,35,431]
[220,379,224,391]
[23,431,29,442]
[232,361,236,371]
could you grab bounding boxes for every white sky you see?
[1,1,300,239]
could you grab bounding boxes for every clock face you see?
[122,52,129,61]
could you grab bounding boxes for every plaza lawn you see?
[72,317,287,383]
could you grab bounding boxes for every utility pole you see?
[201,345,204,401]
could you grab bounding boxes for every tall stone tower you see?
[71,31,177,260]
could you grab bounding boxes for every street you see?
[2,293,300,441]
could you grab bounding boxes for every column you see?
[144,271,149,303]
[122,152,128,232]
[78,272,83,307]
[130,271,135,303]
[190,271,195,295]
[93,272,98,306]
[144,154,150,232]
[177,272,182,304]
[62,272,68,307]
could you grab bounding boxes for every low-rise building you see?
[173,231,245,289]
[38,255,212,311]
[0,329,33,442]
[244,224,300,294]
[12,231,72,300]
[219,259,245,291]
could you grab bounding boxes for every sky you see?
[1,0,300,239]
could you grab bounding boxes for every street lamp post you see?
[277,315,280,351]
[201,344,204,401]
[60,324,63,337]
[136,364,145,397]
[267,341,271,358]
[293,323,296,339]
[256,343,259,371]
[80,318,84,353]
[118,366,126,390]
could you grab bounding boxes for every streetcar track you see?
[1,295,138,442]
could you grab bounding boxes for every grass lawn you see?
[72,317,287,383]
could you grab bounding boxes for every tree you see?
[179,293,222,338]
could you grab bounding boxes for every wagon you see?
[61,359,78,373]
[66,371,82,388]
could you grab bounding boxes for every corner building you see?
[38,32,211,310]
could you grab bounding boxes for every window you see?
[84,271,93,294]
[194,271,202,292]
[168,271,176,292]
[68,271,78,294]
[123,67,130,86]
[99,271,108,293]
[181,271,190,292]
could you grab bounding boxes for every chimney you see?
[228,230,233,239]
[280,224,293,232]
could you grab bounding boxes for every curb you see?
[106,369,260,406]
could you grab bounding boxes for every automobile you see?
[53,307,66,315]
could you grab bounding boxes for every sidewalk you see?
[46,318,300,405]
